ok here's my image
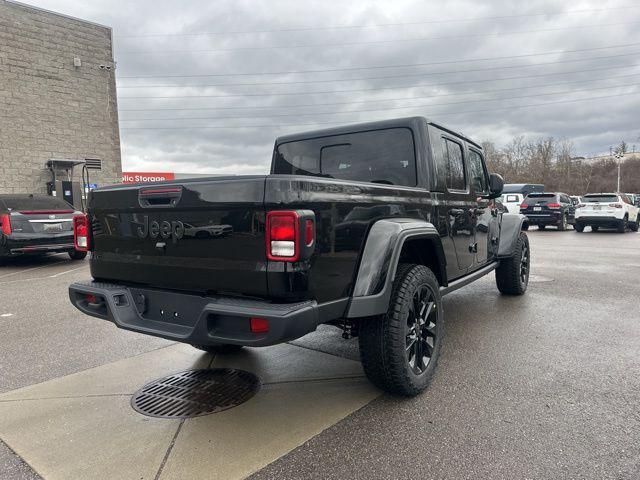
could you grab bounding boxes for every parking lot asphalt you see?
[1,228,639,479]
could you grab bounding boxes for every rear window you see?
[0,195,73,211]
[524,194,555,204]
[583,195,619,203]
[273,128,417,187]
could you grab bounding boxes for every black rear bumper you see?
[69,281,344,347]
[574,216,622,227]
[522,212,563,225]
[1,233,74,256]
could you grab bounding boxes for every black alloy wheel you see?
[405,285,438,375]
[519,240,530,286]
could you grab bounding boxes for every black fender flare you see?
[346,219,445,318]
[497,213,527,258]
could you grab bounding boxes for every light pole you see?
[613,150,624,192]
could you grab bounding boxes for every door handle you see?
[449,208,464,217]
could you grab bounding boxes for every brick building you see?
[0,0,121,202]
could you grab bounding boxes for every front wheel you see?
[68,250,87,260]
[630,219,639,232]
[359,264,443,396]
[495,232,530,295]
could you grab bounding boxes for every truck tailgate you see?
[88,176,268,296]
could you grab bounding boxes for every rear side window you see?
[443,139,466,191]
[0,195,73,211]
[273,128,417,186]
[467,150,488,194]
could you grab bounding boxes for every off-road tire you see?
[617,216,628,233]
[191,344,243,354]
[557,214,567,231]
[358,264,443,396]
[495,232,530,296]
[68,250,87,260]
[574,222,584,232]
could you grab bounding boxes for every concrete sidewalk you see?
[0,343,378,480]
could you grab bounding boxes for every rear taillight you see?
[266,211,299,261]
[73,214,91,252]
[520,203,528,209]
[1,214,11,235]
[609,203,623,208]
[547,203,561,209]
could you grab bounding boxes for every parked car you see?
[574,193,639,232]
[499,184,544,214]
[519,192,575,230]
[68,116,530,397]
[0,194,86,261]
[500,193,524,214]
[625,193,638,207]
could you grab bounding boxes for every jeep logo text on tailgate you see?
[136,216,185,244]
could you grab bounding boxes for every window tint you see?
[443,138,466,190]
[0,195,73,211]
[273,128,417,186]
[468,150,488,194]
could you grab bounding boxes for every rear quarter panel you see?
[265,176,438,302]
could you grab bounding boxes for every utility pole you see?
[613,150,624,192]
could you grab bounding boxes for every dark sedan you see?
[0,194,85,261]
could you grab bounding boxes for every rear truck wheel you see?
[68,250,87,260]
[191,344,243,354]
[574,222,584,232]
[538,225,546,230]
[495,232,530,296]
[358,264,443,396]
[617,216,628,233]
[557,214,567,231]
[592,226,599,232]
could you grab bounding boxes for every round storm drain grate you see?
[131,368,261,419]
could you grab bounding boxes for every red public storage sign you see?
[122,172,175,184]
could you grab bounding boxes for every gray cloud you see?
[26,0,640,172]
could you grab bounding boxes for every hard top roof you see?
[274,116,481,149]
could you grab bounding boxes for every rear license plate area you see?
[129,288,207,328]
[593,205,601,211]
[43,223,63,232]
[533,207,542,211]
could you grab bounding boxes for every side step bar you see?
[440,261,499,296]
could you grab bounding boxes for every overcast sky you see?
[24,0,640,173]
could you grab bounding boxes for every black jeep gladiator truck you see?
[69,117,529,396]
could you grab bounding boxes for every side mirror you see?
[487,173,504,199]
